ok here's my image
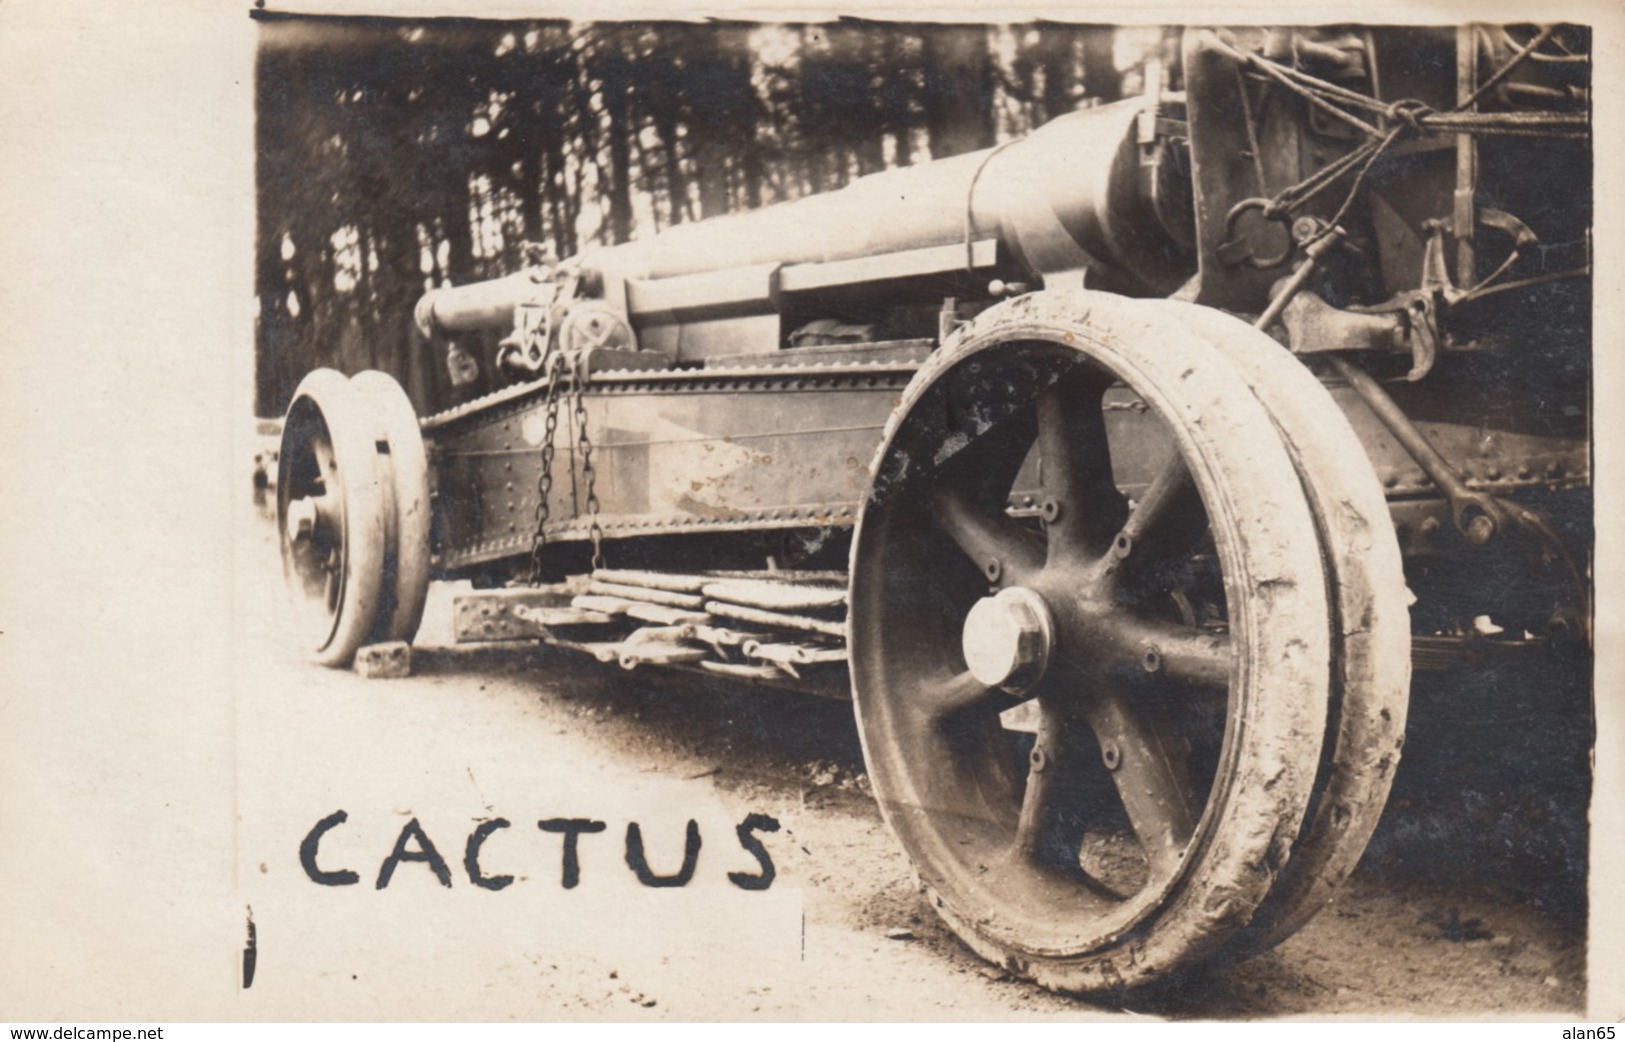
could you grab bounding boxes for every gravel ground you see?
[233,489,1590,1019]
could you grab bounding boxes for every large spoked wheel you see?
[850,290,1333,991]
[351,370,432,646]
[1146,301,1410,950]
[277,369,389,666]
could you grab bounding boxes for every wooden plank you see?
[571,594,634,616]
[705,600,847,639]
[569,595,709,627]
[702,569,847,584]
[586,580,706,610]
[625,602,711,626]
[702,579,847,612]
[593,568,712,594]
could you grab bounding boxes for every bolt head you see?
[961,587,1054,693]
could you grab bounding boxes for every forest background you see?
[255,17,1169,417]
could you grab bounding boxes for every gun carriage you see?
[275,26,1592,991]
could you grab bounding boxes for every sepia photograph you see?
[2,0,1620,1029]
[240,9,1597,1017]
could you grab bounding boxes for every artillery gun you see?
[275,25,1591,992]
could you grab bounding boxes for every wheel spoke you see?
[1098,613,1232,689]
[1013,700,1092,873]
[1093,454,1210,599]
[847,297,1341,980]
[1036,379,1128,563]
[1073,677,1199,881]
[1123,454,1205,556]
[934,486,1045,586]
[915,669,1008,720]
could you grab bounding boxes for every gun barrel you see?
[417,98,1190,336]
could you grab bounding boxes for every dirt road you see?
[235,491,1589,1019]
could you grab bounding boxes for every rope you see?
[1234,60,1270,193]
[1213,29,1588,246]
[1318,126,1405,236]
[1213,32,1587,147]
[1267,135,1382,215]
[1456,24,1559,112]
[1232,48,1382,137]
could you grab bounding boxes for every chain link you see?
[526,314,609,582]
[571,351,607,572]
[526,348,566,585]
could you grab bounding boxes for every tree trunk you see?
[1031,30,1079,125]
[920,26,996,159]
[254,44,298,417]
[1080,27,1122,104]
[598,37,635,245]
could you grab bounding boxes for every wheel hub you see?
[285,495,324,544]
[961,586,1055,693]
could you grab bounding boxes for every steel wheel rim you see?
[352,370,432,646]
[276,369,388,666]
[851,290,1332,984]
[280,399,350,651]
[1148,300,1412,950]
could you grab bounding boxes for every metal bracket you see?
[1280,290,1405,355]
[1326,354,1564,556]
[1402,293,1440,382]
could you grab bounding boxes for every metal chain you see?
[526,348,566,584]
[524,292,611,581]
[571,350,607,572]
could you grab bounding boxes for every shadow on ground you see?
[413,632,1591,1016]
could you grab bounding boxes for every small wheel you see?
[351,370,432,646]
[850,289,1333,991]
[1147,301,1411,949]
[277,369,388,666]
